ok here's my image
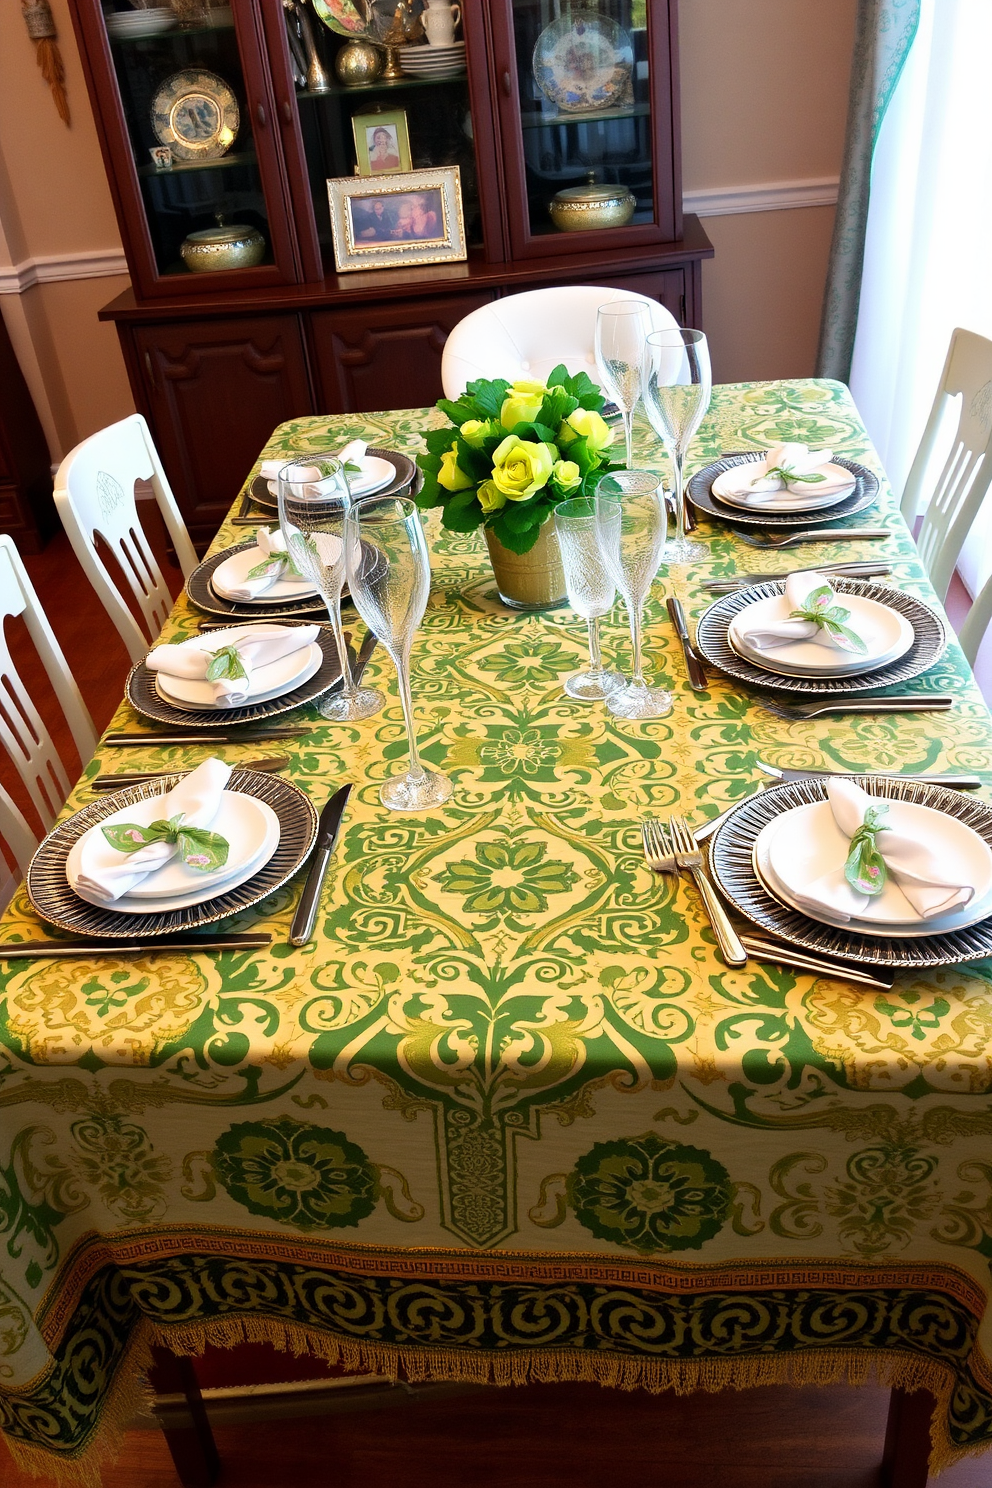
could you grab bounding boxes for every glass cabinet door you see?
[492,0,680,257]
[93,2,300,293]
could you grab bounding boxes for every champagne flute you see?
[642,327,711,562]
[344,495,452,812]
[593,470,672,720]
[595,301,650,470]
[277,454,383,722]
[553,496,622,700]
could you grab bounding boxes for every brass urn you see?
[334,39,383,86]
[549,176,636,233]
[181,222,266,273]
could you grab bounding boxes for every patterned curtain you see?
[816,0,922,382]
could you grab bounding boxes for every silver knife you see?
[106,729,308,746]
[290,783,351,946]
[740,936,895,990]
[702,561,891,591]
[666,597,708,691]
[90,755,289,791]
[0,933,272,960]
[755,759,983,790]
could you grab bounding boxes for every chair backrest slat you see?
[53,414,198,665]
[0,536,98,906]
[901,328,992,603]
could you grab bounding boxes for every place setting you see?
[26,756,319,939]
[707,773,992,969]
[693,567,947,699]
[237,438,417,522]
[126,619,342,728]
[686,440,880,530]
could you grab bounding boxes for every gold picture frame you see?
[351,108,412,177]
[327,166,467,274]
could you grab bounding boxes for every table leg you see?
[148,1345,220,1487]
[881,1387,935,1488]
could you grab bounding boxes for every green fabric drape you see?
[817,0,922,382]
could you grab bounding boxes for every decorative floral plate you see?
[532,13,634,115]
[151,70,239,162]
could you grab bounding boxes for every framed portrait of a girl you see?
[352,109,412,177]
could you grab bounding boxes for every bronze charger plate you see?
[246,446,418,514]
[687,452,879,529]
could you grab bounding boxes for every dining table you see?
[1,377,991,1488]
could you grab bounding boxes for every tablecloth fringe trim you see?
[5,1314,990,1483]
[159,1316,983,1478]
[2,1322,157,1488]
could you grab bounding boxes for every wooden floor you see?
[2,1377,991,1488]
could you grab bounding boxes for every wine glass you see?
[344,495,452,812]
[593,470,672,720]
[641,327,711,562]
[277,454,384,722]
[553,497,622,700]
[595,301,650,470]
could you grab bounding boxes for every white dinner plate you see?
[728,591,914,678]
[67,790,280,911]
[751,799,992,936]
[346,455,398,497]
[154,642,322,711]
[713,462,856,512]
[211,545,318,604]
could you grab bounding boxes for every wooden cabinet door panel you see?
[310,296,494,414]
[133,316,313,546]
[588,269,687,324]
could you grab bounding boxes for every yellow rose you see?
[550,459,581,493]
[477,479,506,514]
[500,379,549,431]
[560,407,614,453]
[437,445,474,492]
[460,419,494,448]
[490,436,556,502]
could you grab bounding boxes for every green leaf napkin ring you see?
[102,813,230,874]
[789,584,867,654]
[206,644,248,682]
[844,805,889,896]
[246,544,304,581]
[752,465,826,487]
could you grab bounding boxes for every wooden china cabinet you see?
[69,0,712,548]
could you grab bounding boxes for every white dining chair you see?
[900,327,992,603]
[958,570,992,666]
[54,413,198,665]
[0,534,97,904]
[441,285,679,400]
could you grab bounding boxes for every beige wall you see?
[0,0,857,452]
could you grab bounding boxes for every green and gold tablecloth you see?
[2,380,992,1483]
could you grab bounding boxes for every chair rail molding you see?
[0,248,129,296]
[684,177,840,218]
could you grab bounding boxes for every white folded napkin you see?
[216,528,296,602]
[146,623,319,706]
[792,778,975,922]
[735,572,863,653]
[719,444,854,506]
[72,757,232,903]
[261,442,367,497]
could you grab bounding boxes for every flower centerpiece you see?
[414,365,617,608]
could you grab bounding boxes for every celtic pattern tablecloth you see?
[2,380,992,1482]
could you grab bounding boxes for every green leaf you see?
[757,465,826,486]
[424,427,458,455]
[490,509,543,552]
[844,806,889,897]
[538,388,575,429]
[206,645,247,682]
[343,461,362,474]
[176,826,230,873]
[464,377,511,418]
[102,821,170,854]
[246,556,282,579]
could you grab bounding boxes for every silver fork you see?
[735,528,890,549]
[668,815,748,966]
[642,820,677,873]
[757,693,955,721]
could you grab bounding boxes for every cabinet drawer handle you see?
[501,69,511,97]
[256,101,267,127]
[144,350,157,393]
[281,99,293,125]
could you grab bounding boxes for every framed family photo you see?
[351,109,412,177]
[327,166,467,273]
